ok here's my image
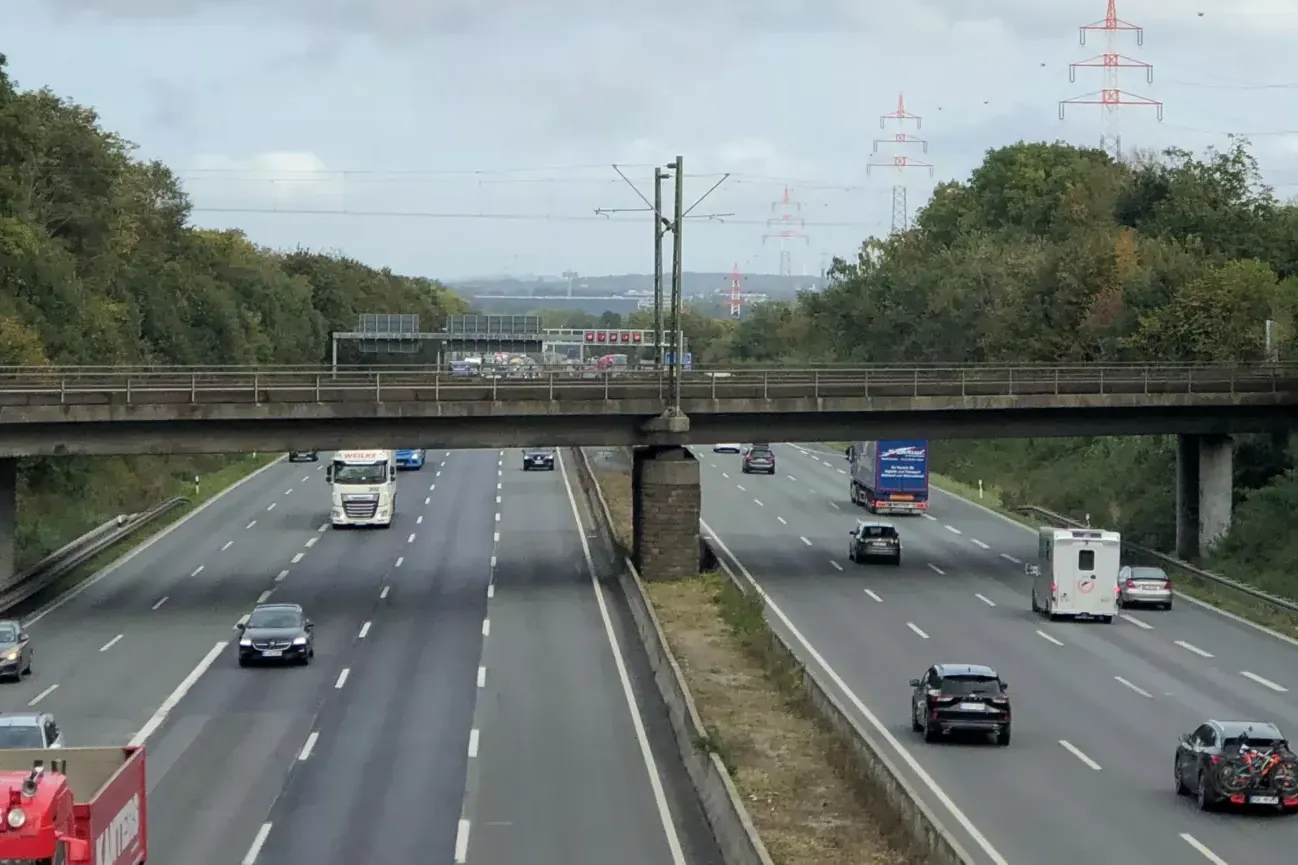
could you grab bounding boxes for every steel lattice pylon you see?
[867,93,933,234]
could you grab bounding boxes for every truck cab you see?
[327,450,397,528]
[1028,527,1120,623]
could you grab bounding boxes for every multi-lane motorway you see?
[697,442,1298,865]
[0,449,719,865]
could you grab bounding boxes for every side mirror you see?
[908,678,921,688]
[325,467,333,483]
[1000,682,1008,690]
[1025,564,1039,577]
[18,633,28,642]
[61,837,90,862]
[235,622,245,631]
[1179,734,1190,746]
[305,621,314,630]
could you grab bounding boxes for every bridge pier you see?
[0,459,14,586]
[1175,434,1233,560]
[631,445,700,580]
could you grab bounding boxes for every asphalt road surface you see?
[1,449,717,865]
[695,442,1298,865]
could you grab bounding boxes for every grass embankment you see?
[593,464,910,865]
[16,454,279,608]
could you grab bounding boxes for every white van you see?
[1028,527,1121,623]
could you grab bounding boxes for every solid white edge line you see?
[242,822,273,865]
[1180,833,1229,865]
[130,641,228,746]
[700,518,1006,865]
[1058,739,1102,770]
[558,449,688,865]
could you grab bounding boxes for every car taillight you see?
[1210,755,1221,764]
[1126,579,1136,588]
[991,696,1008,704]
[1162,580,1172,590]
[1051,583,1058,595]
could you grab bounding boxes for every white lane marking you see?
[454,820,471,863]
[407,533,417,543]
[1240,670,1288,692]
[425,496,431,505]
[490,555,497,568]
[1059,740,1102,771]
[971,539,990,550]
[496,482,502,490]
[151,596,168,610]
[417,515,424,524]
[468,728,480,758]
[721,472,730,479]
[487,584,495,598]
[1120,613,1152,629]
[27,684,57,706]
[482,619,491,636]
[1036,630,1064,646]
[430,483,436,490]
[753,499,764,507]
[922,513,937,521]
[836,468,847,474]
[275,569,288,582]
[788,475,797,481]
[495,512,501,522]
[1114,676,1153,698]
[257,591,271,604]
[317,523,327,533]
[865,589,883,603]
[266,502,276,511]
[190,565,204,577]
[559,450,688,865]
[975,593,995,607]
[335,668,350,689]
[234,614,249,630]
[380,585,390,599]
[304,536,318,548]
[944,524,961,535]
[1175,640,1213,658]
[495,496,502,504]
[437,470,443,477]
[776,516,787,524]
[441,460,447,467]
[829,501,840,510]
[477,666,486,687]
[829,560,843,571]
[358,621,371,639]
[285,488,293,495]
[302,475,309,482]
[99,634,123,652]
[245,520,257,529]
[736,484,746,492]
[242,822,273,865]
[493,531,500,543]
[290,553,304,564]
[800,536,813,546]
[395,556,404,567]
[928,564,945,575]
[906,622,929,639]
[298,731,319,760]
[130,644,228,743]
[1180,833,1229,865]
[999,552,1021,564]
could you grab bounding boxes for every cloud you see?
[183,151,347,210]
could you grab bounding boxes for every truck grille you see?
[343,500,378,518]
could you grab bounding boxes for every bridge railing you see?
[0,364,1292,406]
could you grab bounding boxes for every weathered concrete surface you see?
[632,446,701,581]
[1199,434,1233,556]
[0,460,13,586]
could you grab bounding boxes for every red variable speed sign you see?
[584,331,595,342]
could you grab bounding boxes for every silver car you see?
[1117,565,1173,610]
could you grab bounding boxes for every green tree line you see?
[707,139,1298,598]
[0,55,466,567]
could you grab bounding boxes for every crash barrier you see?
[570,448,775,865]
[0,497,188,612]
[1020,505,1298,628]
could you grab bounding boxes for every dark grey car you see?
[289,451,319,462]
[0,621,32,681]
[522,447,556,470]
[237,603,314,666]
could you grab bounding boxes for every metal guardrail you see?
[1018,505,1298,618]
[0,497,189,612]
[0,363,1293,408]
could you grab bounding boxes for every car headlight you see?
[239,639,252,647]
[7,808,25,828]
[292,636,308,645]
[1,651,16,661]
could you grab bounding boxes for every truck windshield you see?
[0,726,44,748]
[332,462,387,484]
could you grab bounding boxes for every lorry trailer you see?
[0,745,146,865]
[848,440,930,514]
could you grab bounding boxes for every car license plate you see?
[262,649,283,657]
[956,702,985,711]
[1250,795,1279,805]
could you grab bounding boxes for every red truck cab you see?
[0,746,146,865]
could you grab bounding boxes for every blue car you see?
[395,449,426,470]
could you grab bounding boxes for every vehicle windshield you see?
[859,526,898,539]
[0,625,18,642]
[1130,567,1167,580]
[0,726,44,748]
[332,462,387,484]
[246,610,301,629]
[939,675,1002,695]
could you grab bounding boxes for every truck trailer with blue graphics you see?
[395,449,426,470]
[847,440,929,515]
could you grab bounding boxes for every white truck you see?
[327,450,397,528]
[1028,527,1121,623]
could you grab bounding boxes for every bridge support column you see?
[0,459,14,587]
[632,445,700,581]
[1175,434,1233,560]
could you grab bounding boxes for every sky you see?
[6,1,1298,281]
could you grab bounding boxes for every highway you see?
[696,442,1298,865]
[0,449,717,865]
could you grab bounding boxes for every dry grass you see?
[594,465,909,865]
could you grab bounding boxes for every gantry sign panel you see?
[356,313,421,354]
[445,315,544,342]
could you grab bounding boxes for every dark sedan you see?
[289,451,319,462]
[911,663,1011,745]
[237,603,314,666]
[0,621,32,681]
[522,447,556,470]
[1175,719,1298,811]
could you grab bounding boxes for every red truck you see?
[0,746,146,865]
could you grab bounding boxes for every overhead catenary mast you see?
[1058,0,1162,158]
[867,93,933,233]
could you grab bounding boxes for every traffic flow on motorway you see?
[697,441,1298,865]
[0,448,718,865]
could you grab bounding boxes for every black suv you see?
[1175,719,1298,811]
[848,520,902,566]
[237,603,314,666]
[522,447,556,471]
[910,664,1011,745]
[742,447,775,474]
[289,451,319,462]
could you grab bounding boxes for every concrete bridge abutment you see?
[631,445,701,581]
[0,459,14,586]
[1175,434,1233,560]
